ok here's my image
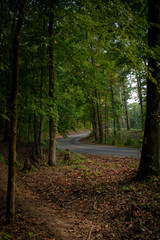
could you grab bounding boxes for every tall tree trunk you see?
[137,0,160,177]
[28,114,32,142]
[4,6,18,141]
[119,86,125,128]
[122,78,130,130]
[48,4,56,166]
[6,0,26,224]
[95,90,103,144]
[34,111,38,155]
[39,110,44,156]
[104,95,109,143]
[39,20,46,157]
[92,100,98,142]
[110,83,116,140]
[0,116,3,136]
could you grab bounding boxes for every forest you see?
[0,0,160,239]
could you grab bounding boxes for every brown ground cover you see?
[0,140,160,240]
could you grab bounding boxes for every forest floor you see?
[0,139,160,240]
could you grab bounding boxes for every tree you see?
[48,2,56,166]
[137,0,160,177]
[6,0,27,224]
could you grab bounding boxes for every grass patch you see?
[0,153,5,163]
[57,149,84,166]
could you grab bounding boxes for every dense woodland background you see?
[0,0,148,147]
[0,0,160,230]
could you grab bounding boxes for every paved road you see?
[57,131,141,158]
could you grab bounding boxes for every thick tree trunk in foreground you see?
[6,0,26,224]
[48,4,56,166]
[137,0,160,177]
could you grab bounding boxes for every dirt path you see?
[0,140,81,240]
[0,163,83,240]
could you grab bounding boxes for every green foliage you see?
[129,103,144,129]
[103,129,142,147]
[28,232,34,240]
[0,232,12,240]
[58,149,84,166]
[0,113,10,121]
[124,136,135,146]
[1,0,155,153]
[122,185,136,192]
[0,153,5,163]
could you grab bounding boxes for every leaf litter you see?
[0,145,160,240]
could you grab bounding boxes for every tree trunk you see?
[39,20,46,156]
[92,100,98,142]
[110,83,116,139]
[137,0,160,177]
[122,78,130,130]
[48,4,56,166]
[39,72,44,157]
[34,111,38,155]
[95,90,103,144]
[0,116,3,136]
[6,0,26,224]
[119,86,125,128]
[39,112,44,156]
[104,95,109,143]
[4,7,18,142]
[28,115,32,142]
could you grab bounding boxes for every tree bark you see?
[28,114,32,142]
[3,8,18,141]
[92,100,98,142]
[104,95,109,143]
[48,3,56,166]
[34,111,38,155]
[95,90,103,144]
[6,0,26,224]
[137,0,160,177]
[0,116,3,136]
[110,83,117,139]
[39,20,46,156]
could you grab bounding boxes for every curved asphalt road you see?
[57,131,141,158]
